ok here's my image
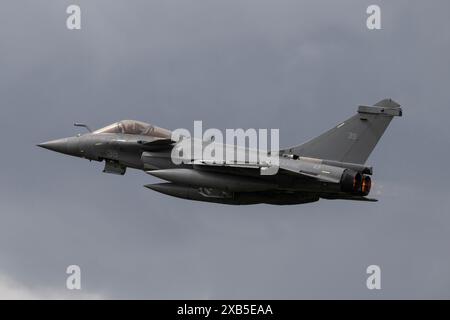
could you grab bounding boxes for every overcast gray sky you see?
[0,0,449,299]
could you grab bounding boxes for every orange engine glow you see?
[353,172,362,192]
[361,175,372,196]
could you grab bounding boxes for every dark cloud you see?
[0,0,449,298]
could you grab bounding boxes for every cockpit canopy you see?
[93,120,171,138]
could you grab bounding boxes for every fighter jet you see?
[38,99,402,205]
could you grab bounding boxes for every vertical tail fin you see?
[282,99,402,164]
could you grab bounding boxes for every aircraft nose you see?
[37,137,80,156]
[38,138,69,153]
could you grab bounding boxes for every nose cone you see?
[38,138,68,153]
[37,137,80,156]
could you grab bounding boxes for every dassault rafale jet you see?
[38,99,402,205]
